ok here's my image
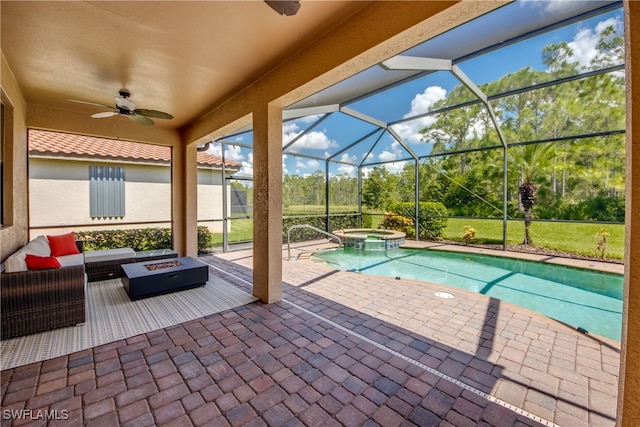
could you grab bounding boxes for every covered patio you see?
[0,244,621,425]
[2,0,640,425]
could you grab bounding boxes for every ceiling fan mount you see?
[69,88,173,126]
[264,1,301,16]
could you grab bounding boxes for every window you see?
[89,165,125,218]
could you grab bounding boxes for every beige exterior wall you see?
[197,167,230,234]
[28,157,229,238]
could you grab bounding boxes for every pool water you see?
[311,248,623,341]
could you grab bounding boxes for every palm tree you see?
[513,143,554,245]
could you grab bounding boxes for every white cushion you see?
[57,253,85,267]
[4,236,52,273]
[26,236,52,257]
[5,250,29,273]
[84,248,135,263]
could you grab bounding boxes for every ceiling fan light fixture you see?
[68,89,173,126]
[265,1,301,16]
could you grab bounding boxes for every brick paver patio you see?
[0,242,620,426]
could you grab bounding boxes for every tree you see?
[513,143,555,244]
[420,86,486,174]
[362,167,399,210]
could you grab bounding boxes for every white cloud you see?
[296,158,319,169]
[378,141,404,163]
[383,161,406,174]
[208,144,222,156]
[379,150,399,163]
[283,122,301,146]
[282,120,337,152]
[225,145,244,162]
[207,143,244,162]
[238,152,253,177]
[339,153,357,164]
[337,164,355,176]
[565,17,622,70]
[568,27,601,69]
[335,153,357,176]
[392,117,438,145]
[406,86,448,119]
[291,131,337,151]
[392,86,447,144]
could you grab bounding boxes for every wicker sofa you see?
[1,235,87,339]
[1,235,179,339]
[1,264,87,339]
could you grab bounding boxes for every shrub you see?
[380,212,415,237]
[462,226,476,244]
[282,212,364,242]
[386,201,448,240]
[594,227,610,259]
[75,226,213,254]
[361,212,373,228]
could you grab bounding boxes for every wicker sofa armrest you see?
[1,265,86,339]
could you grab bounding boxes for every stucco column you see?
[172,141,198,258]
[620,1,640,425]
[184,143,199,258]
[252,104,283,303]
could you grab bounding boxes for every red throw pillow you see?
[25,254,62,270]
[47,232,80,257]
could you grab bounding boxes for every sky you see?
[208,1,624,180]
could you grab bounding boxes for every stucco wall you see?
[0,53,29,263]
[28,157,230,237]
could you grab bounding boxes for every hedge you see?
[385,201,448,240]
[283,212,372,243]
[75,226,213,253]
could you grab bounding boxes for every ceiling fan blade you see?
[68,99,116,110]
[128,114,154,126]
[91,111,119,118]
[134,109,174,120]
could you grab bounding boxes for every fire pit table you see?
[121,257,208,300]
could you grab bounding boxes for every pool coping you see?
[399,240,624,275]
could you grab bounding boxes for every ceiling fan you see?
[68,89,173,126]
[264,1,301,16]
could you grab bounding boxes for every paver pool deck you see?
[0,241,621,426]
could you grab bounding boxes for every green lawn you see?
[442,218,624,260]
[209,210,625,260]
[209,218,253,247]
[284,205,359,215]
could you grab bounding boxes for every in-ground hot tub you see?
[333,229,405,251]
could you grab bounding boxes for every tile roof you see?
[28,129,241,169]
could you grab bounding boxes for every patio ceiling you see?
[0,1,369,130]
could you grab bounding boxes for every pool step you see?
[364,239,386,251]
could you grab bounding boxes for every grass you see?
[208,209,625,260]
[443,218,624,260]
[209,218,253,247]
[284,205,359,215]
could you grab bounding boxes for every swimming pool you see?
[311,248,623,341]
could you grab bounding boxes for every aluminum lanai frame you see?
[211,0,625,252]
